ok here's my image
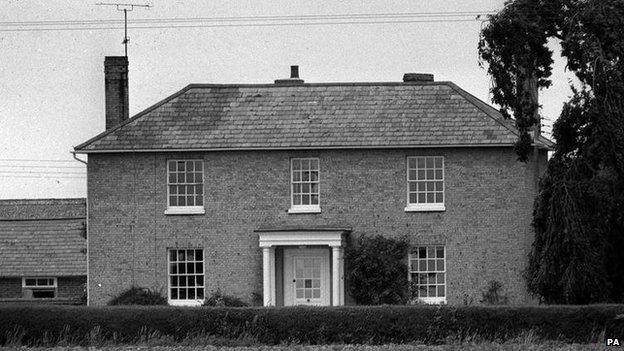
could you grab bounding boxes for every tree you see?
[479,0,624,303]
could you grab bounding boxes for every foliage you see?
[107,286,168,306]
[480,281,509,305]
[203,290,248,307]
[344,234,409,305]
[0,305,623,346]
[480,0,624,303]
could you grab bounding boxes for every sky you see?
[0,0,575,199]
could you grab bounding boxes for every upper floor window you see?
[405,156,445,212]
[408,246,446,304]
[289,158,320,214]
[166,160,205,215]
[23,277,57,299]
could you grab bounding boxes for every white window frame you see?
[22,277,57,299]
[408,246,446,304]
[405,156,446,212]
[165,159,205,215]
[167,248,205,306]
[288,157,321,214]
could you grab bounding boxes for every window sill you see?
[164,206,205,215]
[413,297,447,305]
[404,204,446,212]
[288,206,321,214]
[168,299,204,307]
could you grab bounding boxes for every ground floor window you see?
[408,246,446,304]
[168,249,204,302]
[22,277,57,298]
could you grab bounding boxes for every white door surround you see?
[257,228,348,307]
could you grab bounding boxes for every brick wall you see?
[0,278,21,298]
[87,147,545,306]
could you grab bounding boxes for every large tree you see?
[479,0,624,303]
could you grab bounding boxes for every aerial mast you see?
[95,2,151,57]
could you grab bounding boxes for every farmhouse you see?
[74,57,551,306]
[0,198,86,304]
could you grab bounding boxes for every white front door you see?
[283,248,330,306]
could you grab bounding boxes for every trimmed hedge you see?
[0,305,623,346]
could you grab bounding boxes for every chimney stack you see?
[403,73,434,82]
[275,65,304,85]
[104,56,129,130]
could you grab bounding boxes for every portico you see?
[256,227,350,306]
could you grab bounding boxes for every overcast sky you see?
[0,0,574,199]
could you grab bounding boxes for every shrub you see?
[480,280,509,305]
[345,234,409,305]
[203,290,248,307]
[108,286,168,306]
[0,305,623,346]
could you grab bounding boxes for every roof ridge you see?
[73,85,194,151]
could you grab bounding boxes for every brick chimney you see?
[274,65,304,85]
[104,56,129,130]
[403,73,434,82]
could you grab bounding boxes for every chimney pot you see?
[403,73,434,82]
[290,65,299,79]
[104,56,129,130]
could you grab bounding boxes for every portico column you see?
[331,246,344,306]
[262,246,276,306]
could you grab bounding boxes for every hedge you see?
[0,305,623,346]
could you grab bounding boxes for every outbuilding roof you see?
[0,198,86,277]
[74,81,553,153]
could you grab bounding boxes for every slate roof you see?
[0,199,86,277]
[74,80,553,153]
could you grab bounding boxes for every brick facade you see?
[87,147,546,306]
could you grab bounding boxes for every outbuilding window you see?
[289,158,321,213]
[166,160,205,214]
[405,156,445,212]
[408,246,446,304]
[168,249,205,306]
[22,277,57,299]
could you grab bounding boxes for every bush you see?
[108,286,168,306]
[480,280,509,305]
[203,290,248,307]
[345,234,409,305]
[0,305,623,346]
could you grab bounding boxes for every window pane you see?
[302,195,310,205]
[25,279,36,286]
[427,247,435,257]
[302,160,310,171]
[436,247,444,258]
[417,158,425,168]
[170,263,177,274]
[409,182,417,192]
[435,170,443,180]
[437,273,445,284]
[179,197,186,206]
[310,183,318,193]
[435,157,443,168]
[196,262,203,274]
[302,172,310,181]
[435,193,444,203]
[426,157,434,168]
[426,193,435,203]
[293,172,301,181]
[418,170,426,179]
[311,194,319,205]
[196,275,204,286]
[197,288,204,299]
[437,259,445,271]
[408,158,417,168]
[428,286,437,297]
[435,181,443,191]
[438,285,445,297]
[179,289,186,299]
[418,193,426,203]
[426,170,434,179]
[426,182,435,191]
[310,171,318,181]
[418,247,426,258]
[409,193,417,204]
[169,196,177,206]
[293,160,301,170]
[409,170,417,181]
[302,183,310,193]
[171,276,178,287]
[293,195,301,205]
[171,289,178,299]
[168,161,176,171]
[177,162,185,172]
